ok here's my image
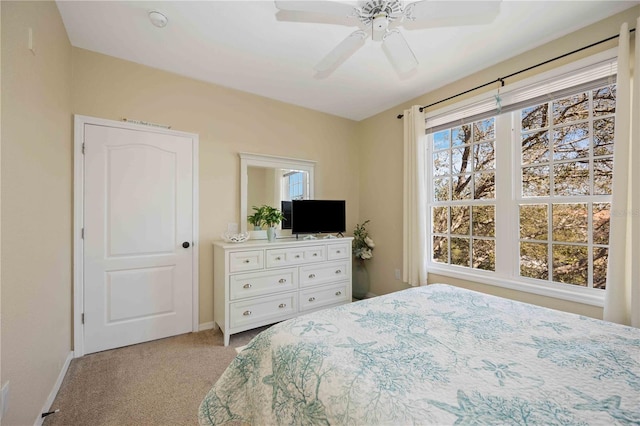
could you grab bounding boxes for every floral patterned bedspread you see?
[199,284,640,425]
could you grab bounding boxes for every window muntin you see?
[427,83,615,293]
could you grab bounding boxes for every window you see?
[431,118,496,271]
[425,54,616,302]
[517,87,615,289]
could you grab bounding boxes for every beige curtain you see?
[603,21,640,328]
[402,105,428,286]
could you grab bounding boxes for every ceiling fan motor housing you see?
[359,0,404,30]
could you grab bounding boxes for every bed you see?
[199,284,640,425]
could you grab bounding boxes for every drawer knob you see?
[337,250,341,254]
[308,297,316,302]
[275,256,281,261]
[243,283,252,289]
[335,270,342,274]
[308,274,316,279]
[243,259,250,264]
[335,291,342,296]
[313,253,318,257]
[243,310,252,316]
[295,255,300,258]
[278,278,286,284]
[279,303,287,308]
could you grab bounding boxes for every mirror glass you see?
[240,153,316,234]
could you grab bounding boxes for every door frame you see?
[73,114,199,357]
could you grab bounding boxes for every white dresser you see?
[213,237,353,346]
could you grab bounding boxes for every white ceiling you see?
[56,0,637,121]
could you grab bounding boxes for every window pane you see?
[552,92,588,124]
[433,177,450,201]
[452,125,471,146]
[520,204,548,240]
[553,123,589,160]
[472,205,495,237]
[522,103,548,131]
[552,244,588,286]
[474,142,495,171]
[553,161,589,196]
[473,239,495,271]
[594,247,608,289]
[451,237,470,266]
[593,86,616,117]
[521,131,549,165]
[433,236,449,264]
[520,242,548,280]
[594,158,613,195]
[474,173,495,199]
[594,118,615,156]
[451,206,470,235]
[522,165,550,197]
[593,203,610,245]
[433,130,451,151]
[432,207,449,234]
[452,175,472,200]
[433,151,450,176]
[473,118,495,142]
[552,203,587,243]
[452,146,471,174]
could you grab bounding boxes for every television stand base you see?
[303,235,317,240]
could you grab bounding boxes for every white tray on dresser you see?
[213,237,353,346]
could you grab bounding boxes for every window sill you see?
[426,265,605,307]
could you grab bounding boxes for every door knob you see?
[182,242,190,248]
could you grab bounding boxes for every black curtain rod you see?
[396,28,634,119]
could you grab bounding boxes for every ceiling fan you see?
[274,0,501,76]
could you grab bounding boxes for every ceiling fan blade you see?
[382,30,418,74]
[407,1,501,25]
[274,1,356,18]
[314,30,366,73]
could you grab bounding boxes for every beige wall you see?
[357,6,640,319]
[71,48,361,327]
[1,1,72,425]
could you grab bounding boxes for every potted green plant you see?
[248,205,285,241]
[247,207,264,231]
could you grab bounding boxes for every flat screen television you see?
[291,200,346,235]
[281,200,292,230]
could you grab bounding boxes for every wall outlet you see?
[0,381,9,421]
[394,268,401,280]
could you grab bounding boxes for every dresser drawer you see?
[229,250,264,273]
[266,245,325,268]
[327,242,350,260]
[299,282,349,312]
[299,260,349,288]
[229,293,297,329]
[229,268,297,301]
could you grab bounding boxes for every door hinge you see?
[81,228,84,239]
[81,313,85,324]
[82,143,85,154]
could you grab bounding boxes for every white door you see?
[83,123,194,354]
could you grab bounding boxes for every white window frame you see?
[425,49,617,307]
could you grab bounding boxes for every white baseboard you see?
[33,351,73,426]
[199,321,215,331]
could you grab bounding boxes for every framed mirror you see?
[240,153,316,234]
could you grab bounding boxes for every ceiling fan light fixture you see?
[372,13,390,32]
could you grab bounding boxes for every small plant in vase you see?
[248,205,285,242]
[352,220,375,299]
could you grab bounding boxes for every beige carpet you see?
[43,327,267,426]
